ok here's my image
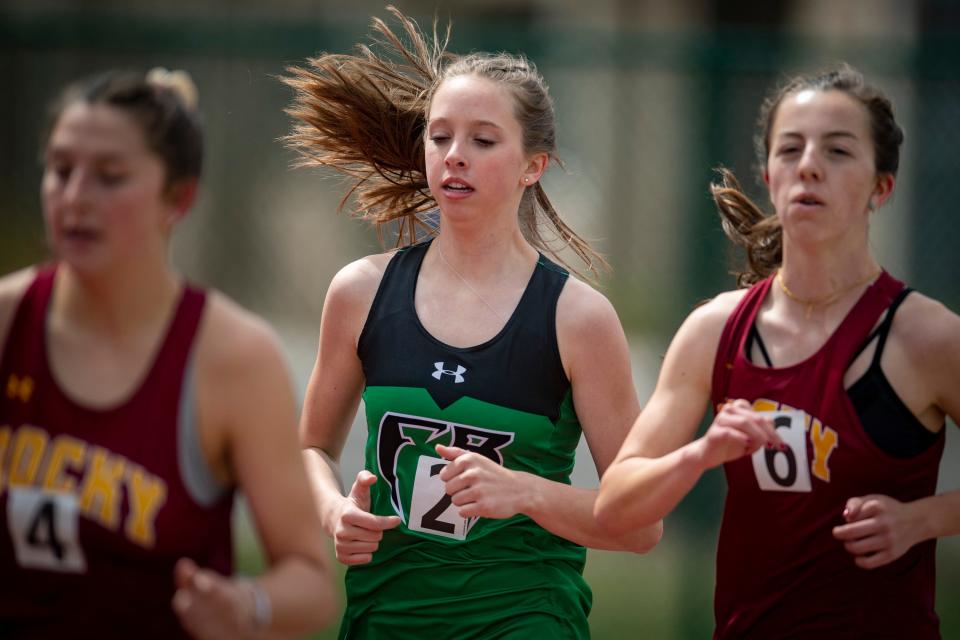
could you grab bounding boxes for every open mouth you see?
[443,181,474,193]
[63,228,102,243]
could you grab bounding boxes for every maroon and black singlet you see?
[711,271,943,639]
[0,266,233,639]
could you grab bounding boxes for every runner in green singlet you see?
[283,9,663,638]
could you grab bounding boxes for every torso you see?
[0,265,233,639]
[339,240,591,639]
[709,271,943,639]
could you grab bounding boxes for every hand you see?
[172,558,257,640]
[332,470,401,566]
[832,494,926,569]
[436,444,526,520]
[693,399,782,470]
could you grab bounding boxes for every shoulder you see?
[0,267,38,351]
[892,291,960,365]
[556,277,621,335]
[662,288,747,371]
[195,290,288,377]
[326,251,395,310]
[680,288,748,338]
[321,251,397,338]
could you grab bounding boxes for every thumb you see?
[174,557,198,590]
[843,496,865,522]
[349,470,378,512]
[436,444,466,461]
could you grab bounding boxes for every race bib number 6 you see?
[750,410,811,492]
[7,487,87,572]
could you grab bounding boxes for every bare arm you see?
[834,294,960,567]
[595,291,779,536]
[438,279,661,553]
[298,256,400,564]
[174,294,336,638]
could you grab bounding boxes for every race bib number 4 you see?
[750,410,811,493]
[7,487,87,573]
[407,456,476,541]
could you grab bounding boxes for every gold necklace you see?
[436,243,508,323]
[775,268,880,319]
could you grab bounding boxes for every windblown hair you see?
[711,63,904,287]
[43,68,203,187]
[282,6,607,279]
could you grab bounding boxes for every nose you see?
[60,168,93,209]
[797,144,822,181]
[444,139,467,169]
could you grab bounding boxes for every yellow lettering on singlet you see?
[6,374,34,403]
[810,419,839,482]
[79,447,125,530]
[8,426,49,486]
[0,426,10,492]
[41,435,86,492]
[125,465,167,548]
[752,398,779,413]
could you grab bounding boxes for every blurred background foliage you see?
[2,1,958,637]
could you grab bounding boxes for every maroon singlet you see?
[710,271,944,639]
[0,266,234,639]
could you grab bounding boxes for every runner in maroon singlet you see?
[596,65,960,638]
[0,69,335,639]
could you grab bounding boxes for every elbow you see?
[594,477,635,539]
[631,519,663,555]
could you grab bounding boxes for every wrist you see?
[238,578,272,637]
[321,494,349,537]
[680,438,711,474]
[515,470,544,518]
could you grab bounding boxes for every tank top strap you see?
[511,254,568,337]
[147,283,207,389]
[1,265,57,381]
[358,241,429,347]
[711,276,773,410]
[821,270,905,371]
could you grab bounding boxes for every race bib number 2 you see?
[407,456,476,541]
[7,487,87,573]
[750,410,811,492]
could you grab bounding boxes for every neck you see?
[52,261,181,338]
[433,222,536,281]
[776,245,880,319]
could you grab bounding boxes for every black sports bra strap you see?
[747,323,774,368]
[851,287,913,366]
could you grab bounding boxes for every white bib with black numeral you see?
[750,410,811,492]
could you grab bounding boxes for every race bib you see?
[750,410,811,492]
[407,456,476,540]
[7,487,87,572]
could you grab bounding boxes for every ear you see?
[163,179,198,227]
[871,173,895,210]
[521,152,550,187]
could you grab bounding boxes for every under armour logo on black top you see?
[432,362,466,383]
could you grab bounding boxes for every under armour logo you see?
[432,362,466,383]
[6,374,34,403]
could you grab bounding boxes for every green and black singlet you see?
[339,239,591,639]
